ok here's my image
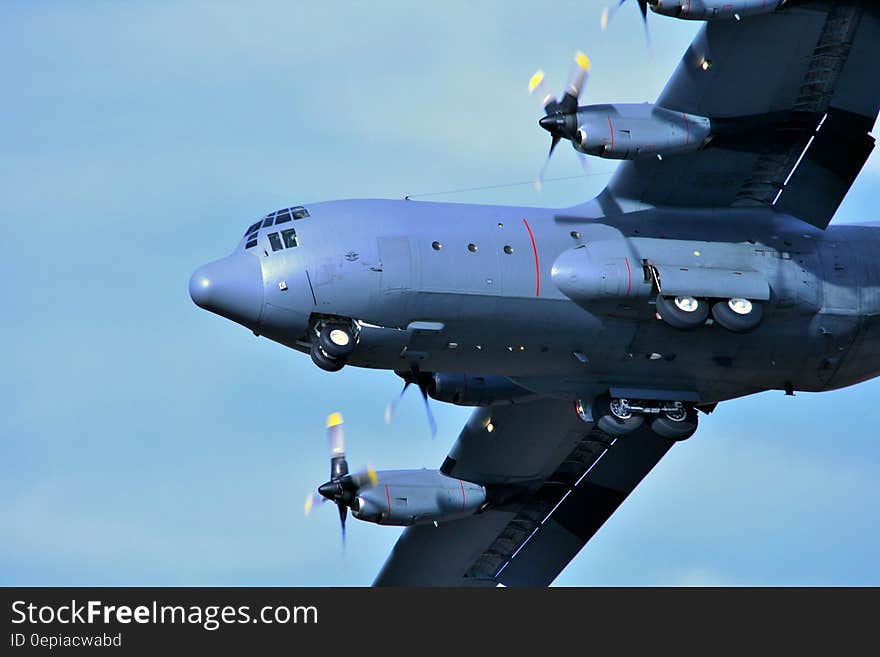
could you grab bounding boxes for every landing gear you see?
[711,298,763,333]
[592,395,644,437]
[649,402,698,441]
[656,294,710,330]
[310,323,357,372]
[310,344,345,372]
[656,294,764,332]
[590,395,699,440]
[318,325,356,359]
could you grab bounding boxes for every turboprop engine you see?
[304,413,487,539]
[538,100,710,162]
[572,104,711,160]
[650,0,784,21]
[352,469,486,526]
[428,373,540,406]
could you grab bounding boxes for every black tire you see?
[310,344,345,372]
[318,325,356,358]
[592,395,644,437]
[656,294,710,330]
[711,299,763,333]
[650,406,698,441]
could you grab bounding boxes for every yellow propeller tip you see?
[304,496,313,516]
[601,7,610,30]
[575,51,591,72]
[528,70,545,94]
[367,466,378,487]
[326,412,343,428]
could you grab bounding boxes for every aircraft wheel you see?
[656,294,709,330]
[712,298,763,333]
[592,395,644,437]
[318,324,356,358]
[310,343,345,372]
[650,404,698,441]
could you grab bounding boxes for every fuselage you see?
[190,198,880,407]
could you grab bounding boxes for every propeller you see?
[384,364,437,438]
[303,412,378,547]
[529,51,591,190]
[601,1,651,47]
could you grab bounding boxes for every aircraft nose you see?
[189,254,264,328]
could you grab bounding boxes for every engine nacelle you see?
[574,103,710,160]
[429,373,540,406]
[651,0,782,21]
[352,469,486,526]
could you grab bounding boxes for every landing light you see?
[486,422,495,433]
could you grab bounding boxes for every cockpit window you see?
[245,238,258,249]
[245,206,307,240]
[281,228,298,248]
[268,232,283,252]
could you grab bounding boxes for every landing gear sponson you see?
[578,394,699,442]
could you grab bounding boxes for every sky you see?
[1,1,879,586]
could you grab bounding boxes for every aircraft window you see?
[245,238,258,249]
[503,245,514,254]
[268,232,283,252]
[281,228,298,248]
[432,241,442,251]
[262,216,274,228]
[275,210,292,224]
[245,221,262,236]
[467,243,478,253]
[292,206,309,219]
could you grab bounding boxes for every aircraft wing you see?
[603,2,880,229]
[373,399,674,586]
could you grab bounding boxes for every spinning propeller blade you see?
[384,365,437,437]
[304,413,380,547]
[530,51,591,190]
[601,1,651,47]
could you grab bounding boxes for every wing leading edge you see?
[603,1,880,229]
[373,401,674,587]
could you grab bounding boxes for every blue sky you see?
[1,1,878,586]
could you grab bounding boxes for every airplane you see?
[188,0,880,586]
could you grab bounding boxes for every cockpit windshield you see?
[243,206,309,238]
[243,206,306,250]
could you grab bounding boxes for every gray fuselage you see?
[193,198,880,407]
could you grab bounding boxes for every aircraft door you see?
[814,241,863,387]
[378,236,413,292]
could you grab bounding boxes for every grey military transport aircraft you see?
[189,1,880,585]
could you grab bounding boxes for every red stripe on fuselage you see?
[522,218,540,297]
